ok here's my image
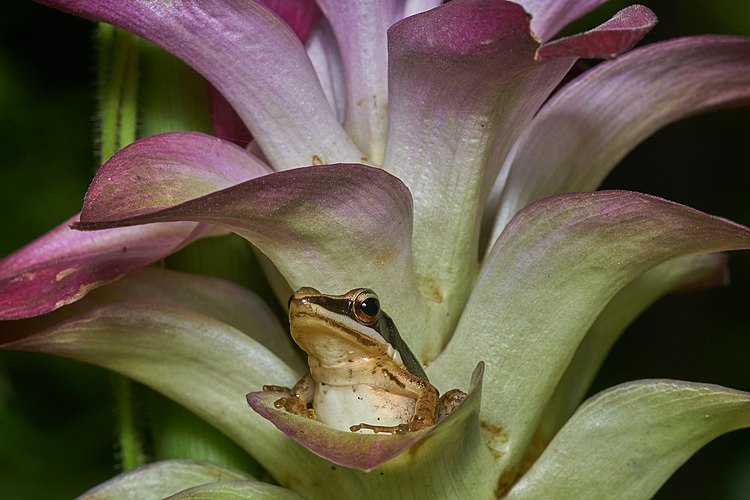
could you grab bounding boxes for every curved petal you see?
[39,0,361,169]
[507,381,750,499]
[83,132,272,216]
[537,5,657,60]
[79,460,250,499]
[428,191,750,477]
[75,163,443,361]
[1,301,305,476]
[0,215,219,320]
[490,36,750,240]
[539,253,729,441]
[513,0,608,41]
[384,0,573,326]
[73,268,304,372]
[167,481,303,499]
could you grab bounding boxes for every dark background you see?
[1,1,748,498]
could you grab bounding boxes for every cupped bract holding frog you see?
[257,287,467,435]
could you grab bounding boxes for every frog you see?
[263,287,466,434]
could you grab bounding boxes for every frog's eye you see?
[353,291,380,324]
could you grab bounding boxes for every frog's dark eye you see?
[353,291,380,324]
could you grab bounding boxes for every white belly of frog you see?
[314,383,416,433]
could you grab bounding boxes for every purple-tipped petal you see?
[0,216,220,320]
[247,362,485,472]
[513,0,608,42]
[76,163,442,359]
[538,5,657,60]
[490,36,750,239]
[83,132,272,218]
[384,0,574,324]
[430,191,750,476]
[39,0,361,169]
[246,392,426,471]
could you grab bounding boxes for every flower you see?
[2,0,750,497]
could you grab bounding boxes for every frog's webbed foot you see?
[273,395,317,419]
[438,389,467,421]
[349,422,409,434]
[263,374,317,420]
[349,416,432,434]
[262,384,291,393]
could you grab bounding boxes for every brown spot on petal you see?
[415,274,444,304]
[311,155,324,165]
[373,246,393,268]
[495,465,520,498]
[480,419,508,460]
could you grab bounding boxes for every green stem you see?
[97,23,145,472]
[97,25,139,164]
[114,375,145,471]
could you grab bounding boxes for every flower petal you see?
[76,163,442,360]
[79,460,250,499]
[428,191,750,477]
[0,215,218,320]
[76,268,304,372]
[168,480,303,499]
[384,0,573,327]
[247,363,493,482]
[490,36,750,240]
[537,5,657,60]
[507,381,750,499]
[82,132,272,217]
[205,0,322,146]
[314,0,396,165]
[1,301,304,476]
[539,253,729,441]
[39,0,361,169]
[512,0,608,41]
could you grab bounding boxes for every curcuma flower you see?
[2,0,750,497]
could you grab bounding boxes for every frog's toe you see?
[263,384,292,393]
[438,389,468,420]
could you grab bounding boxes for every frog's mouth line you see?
[290,310,384,349]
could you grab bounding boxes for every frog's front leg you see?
[263,373,316,419]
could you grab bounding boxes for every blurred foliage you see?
[1,1,748,498]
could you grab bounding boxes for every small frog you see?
[264,287,466,434]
